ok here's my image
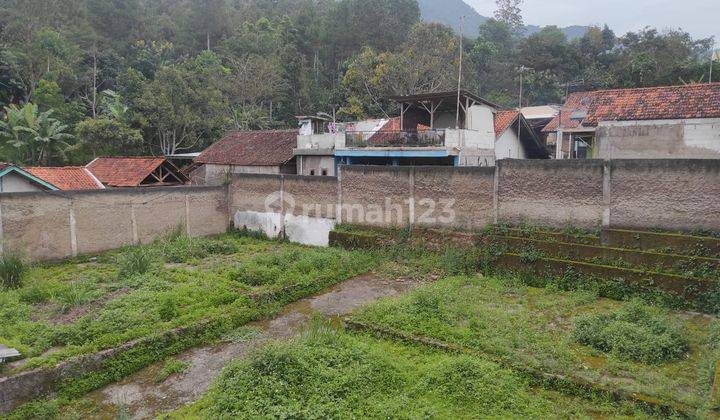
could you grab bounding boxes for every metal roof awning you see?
[388,90,500,110]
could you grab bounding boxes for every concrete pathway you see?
[78,274,422,419]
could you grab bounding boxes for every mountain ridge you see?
[417,0,589,40]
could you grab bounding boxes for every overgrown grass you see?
[0,233,377,375]
[352,275,718,410]
[573,299,689,364]
[173,324,649,419]
[0,250,27,290]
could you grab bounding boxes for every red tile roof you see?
[494,110,519,138]
[25,167,104,190]
[543,83,720,132]
[196,130,297,166]
[86,156,167,187]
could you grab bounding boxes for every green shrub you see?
[117,247,155,279]
[0,250,27,290]
[155,358,190,383]
[158,295,179,321]
[573,299,689,364]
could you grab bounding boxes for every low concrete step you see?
[491,235,720,278]
[602,229,720,257]
[493,253,717,312]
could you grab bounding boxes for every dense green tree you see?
[0,0,715,163]
[75,118,143,159]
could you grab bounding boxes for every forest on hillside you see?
[0,0,715,166]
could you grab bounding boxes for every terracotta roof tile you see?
[86,157,167,187]
[196,130,297,166]
[494,110,519,138]
[25,167,104,190]
[543,83,720,132]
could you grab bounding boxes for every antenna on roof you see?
[455,15,465,130]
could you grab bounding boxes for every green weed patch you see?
[573,299,689,364]
[0,234,377,375]
[351,276,720,411]
[172,325,649,419]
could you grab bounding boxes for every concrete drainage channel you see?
[68,274,422,419]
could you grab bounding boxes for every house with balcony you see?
[294,91,547,175]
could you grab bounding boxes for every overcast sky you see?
[465,0,719,44]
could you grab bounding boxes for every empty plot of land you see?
[351,276,720,413]
[171,326,652,419]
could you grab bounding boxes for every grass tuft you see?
[0,250,27,290]
[155,358,190,383]
[117,247,155,279]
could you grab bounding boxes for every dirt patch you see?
[74,273,423,419]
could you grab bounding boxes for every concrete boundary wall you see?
[228,173,338,246]
[496,159,606,229]
[2,160,719,260]
[0,186,228,260]
[608,159,720,231]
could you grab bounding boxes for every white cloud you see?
[464,0,719,42]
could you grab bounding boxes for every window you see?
[310,169,315,176]
[321,169,328,176]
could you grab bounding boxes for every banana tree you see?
[0,103,74,165]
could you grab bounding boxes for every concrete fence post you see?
[69,200,78,258]
[225,181,232,230]
[602,160,611,229]
[492,163,500,225]
[130,203,139,245]
[336,166,343,224]
[408,167,415,227]
[184,194,191,236]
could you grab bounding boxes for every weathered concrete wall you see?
[497,159,605,229]
[608,159,720,231]
[3,160,720,261]
[229,174,282,215]
[283,175,337,218]
[339,166,412,226]
[597,119,720,159]
[229,173,338,243]
[413,166,495,230]
[0,187,228,260]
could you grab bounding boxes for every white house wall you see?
[0,172,44,193]
[203,164,282,185]
[596,118,720,159]
[495,128,527,160]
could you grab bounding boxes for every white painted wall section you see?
[495,128,526,160]
[233,210,283,239]
[284,214,336,246]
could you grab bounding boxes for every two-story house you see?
[294,91,547,176]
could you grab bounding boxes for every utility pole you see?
[711,42,716,83]
[518,66,526,110]
[455,15,464,129]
